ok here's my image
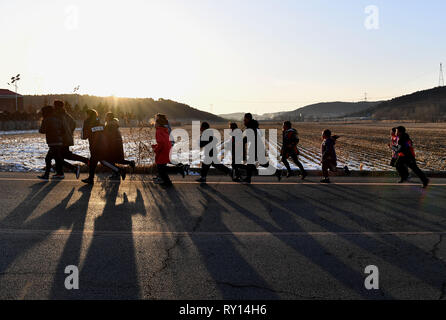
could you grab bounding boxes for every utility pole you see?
[364,92,368,102]
[73,85,80,106]
[439,63,444,87]
[8,74,21,112]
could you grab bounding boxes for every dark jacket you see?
[104,118,125,162]
[282,128,300,157]
[243,119,260,162]
[57,110,76,147]
[392,133,415,159]
[322,137,337,164]
[82,117,107,159]
[39,115,64,147]
[200,134,216,161]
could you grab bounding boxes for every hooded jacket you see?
[153,126,172,164]
[82,117,107,159]
[392,133,416,159]
[322,136,338,164]
[282,128,300,157]
[104,118,125,162]
[39,114,64,147]
[243,119,262,162]
[56,109,76,147]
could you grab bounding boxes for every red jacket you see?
[152,127,172,164]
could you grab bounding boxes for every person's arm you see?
[39,119,46,134]
[81,121,90,140]
[322,140,332,161]
[67,113,76,132]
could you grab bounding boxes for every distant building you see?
[0,89,24,113]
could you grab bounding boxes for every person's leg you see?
[396,158,409,182]
[244,164,257,183]
[63,160,77,172]
[201,163,211,179]
[39,148,54,179]
[282,155,292,174]
[116,159,133,165]
[321,160,329,181]
[44,148,54,174]
[157,164,172,185]
[213,163,232,175]
[54,146,64,176]
[290,153,306,174]
[407,159,428,185]
[62,147,89,165]
[100,160,120,173]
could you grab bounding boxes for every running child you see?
[104,112,135,179]
[392,126,429,188]
[196,122,232,184]
[38,106,65,180]
[280,121,307,180]
[81,109,124,185]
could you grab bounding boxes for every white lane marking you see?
[0,229,445,237]
[0,177,445,186]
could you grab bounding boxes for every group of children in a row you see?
[38,100,135,184]
[38,104,430,188]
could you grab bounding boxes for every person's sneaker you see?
[120,168,127,181]
[38,174,49,180]
[286,171,293,178]
[301,171,308,180]
[232,177,242,182]
[52,174,65,179]
[422,179,430,189]
[196,177,207,184]
[275,170,282,182]
[82,178,94,185]
[398,178,407,184]
[75,165,81,180]
[344,166,351,175]
[320,178,330,183]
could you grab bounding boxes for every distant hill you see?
[348,87,446,121]
[23,94,225,122]
[271,101,381,121]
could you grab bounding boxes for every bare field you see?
[0,121,445,172]
[199,121,446,172]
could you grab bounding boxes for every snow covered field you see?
[0,128,382,173]
[1,122,444,173]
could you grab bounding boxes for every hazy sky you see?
[1,0,445,114]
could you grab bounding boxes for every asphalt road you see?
[0,172,446,300]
